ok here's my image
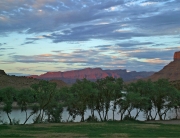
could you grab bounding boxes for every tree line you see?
[0,77,180,125]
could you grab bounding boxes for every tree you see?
[95,77,120,121]
[86,81,98,119]
[69,79,92,122]
[31,80,57,123]
[152,79,179,120]
[124,80,153,120]
[59,86,77,122]
[17,88,37,124]
[45,90,63,123]
[1,87,17,125]
[111,78,124,121]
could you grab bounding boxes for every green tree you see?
[69,79,92,122]
[17,88,37,124]
[31,80,57,123]
[86,81,98,119]
[59,86,77,122]
[152,79,179,120]
[96,77,119,121]
[111,78,124,121]
[124,80,153,120]
[45,90,63,123]
[1,87,17,125]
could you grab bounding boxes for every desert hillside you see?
[0,70,67,89]
[146,51,180,81]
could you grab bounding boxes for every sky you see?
[0,0,180,76]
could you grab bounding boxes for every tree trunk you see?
[104,109,109,121]
[81,112,84,122]
[92,109,95,118]
[40,109,44,122]
[102,109,105,120]
[153,112,158,120]
[7,112,12,125]
[91,108,95,118]
[158,111,163,120]
[134,109,141,120]
[25,110,28,121]
[67,114,71,122]
[23,113,33,125]
[163,112,167,120]
[47,113,50,122]
[113,110,115,121]
[127,108,132,118]
[175,108,178,119]
[112,103,116,121]
[162,109,169,120]
[144,111,149,120]
[35,109,42,123]
[119,110,126,121]
[97,110,103,121]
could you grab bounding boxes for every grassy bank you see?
[0,121,180,137]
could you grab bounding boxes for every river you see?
[0,107,177,124]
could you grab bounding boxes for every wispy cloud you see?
[0,0,180,74]
[1,0,179,39]
[6,45,178,71]
[0,43,7,46]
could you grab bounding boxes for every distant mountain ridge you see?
[29,68,154,84]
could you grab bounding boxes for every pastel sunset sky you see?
[0,0,180,76]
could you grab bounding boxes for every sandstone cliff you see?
[29,68,154,84]
[146,51,180,81]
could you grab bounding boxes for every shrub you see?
[123,115,136,121]
[85,116,99,122]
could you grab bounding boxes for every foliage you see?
[1,77,180,125]
[31,80,58,123]
[17,88,36,124]
[0,87,17,125]
[11,118,20,125]
[123,115,136,121]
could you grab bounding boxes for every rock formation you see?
[29,68,154,84]
[146,51,180,81]
[0,70,6,75]
[174,51,180,61]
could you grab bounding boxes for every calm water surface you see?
[0,107,177,124]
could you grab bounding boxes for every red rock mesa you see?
[174,51,180,61]
[146,51,180,81]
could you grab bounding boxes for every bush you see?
[12,118,20,125]
[123,115,136,121]
[0,118,8,125]
[85,116,99,122]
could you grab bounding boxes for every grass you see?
[0,121,180,137]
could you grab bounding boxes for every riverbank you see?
[0,102,39,109]
[146,120,180,124]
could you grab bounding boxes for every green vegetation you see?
[1,121,180,137]
[1,78,180,125]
